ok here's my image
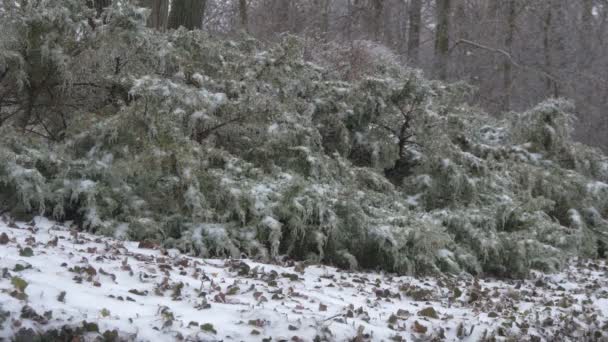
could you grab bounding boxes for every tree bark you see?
[141,0,169,31]
[580,0,594,61]
[346,0,354,42]
[382,0,393,45]
[503,0,516,111]
[435,0,451,80]
[238,0,249,32]
[407,0,422,65]
[168,0,206,30]
[272,0,290,33]
[543,3,559,97]
[372,0,384,42]
[582,0,593,34]
[487,0,500,32]
[321,0,330,39]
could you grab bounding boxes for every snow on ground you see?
[0,216,607,341]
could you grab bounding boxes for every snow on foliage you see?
[0,0,607,279]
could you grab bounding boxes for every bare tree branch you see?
[452,38,561,85]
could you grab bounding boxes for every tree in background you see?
[142,0,169,30]
[407,0,422,65]
[371,0,384,41]
[238,0,248,32]
[434,0,451,81]
[502,0,517,111]
[168,0,206,30]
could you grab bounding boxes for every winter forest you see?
[1,0,608,341]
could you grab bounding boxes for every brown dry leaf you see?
[0,232,9,245]
[412,321,427,334]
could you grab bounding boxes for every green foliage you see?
[100,308,110,318]
[200,323,217,334]
[11,276,28,293]
[0,1,607,278]
[19,247,34,257]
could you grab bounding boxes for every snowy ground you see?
[0,216,607,342]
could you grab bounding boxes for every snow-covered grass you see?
[0,216,607,341]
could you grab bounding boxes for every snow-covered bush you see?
[0,1,607,278]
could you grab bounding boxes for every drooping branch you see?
[381,97,424,185]
[192,115,247,143]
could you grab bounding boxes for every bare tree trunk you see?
[582,0,593,34]
[321,0,330,39]
[580,0,593,61]
[543,3,559,97]
[451,0,468,80]
[239,0,249,32]
[397,0,406,55]
[346,0,354,42]
[435,0,451,80]
[543,6,551,94]
[168,0,206,30]
[503,0,516,111]
[486,0,500,33]
[382,0,393,46]
[372,0,384,42]
[311,0,331,39]
[273,0,290,34]
[407,0,422,65]
[141,0,169,31]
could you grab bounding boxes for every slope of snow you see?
[0,216,607,341]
